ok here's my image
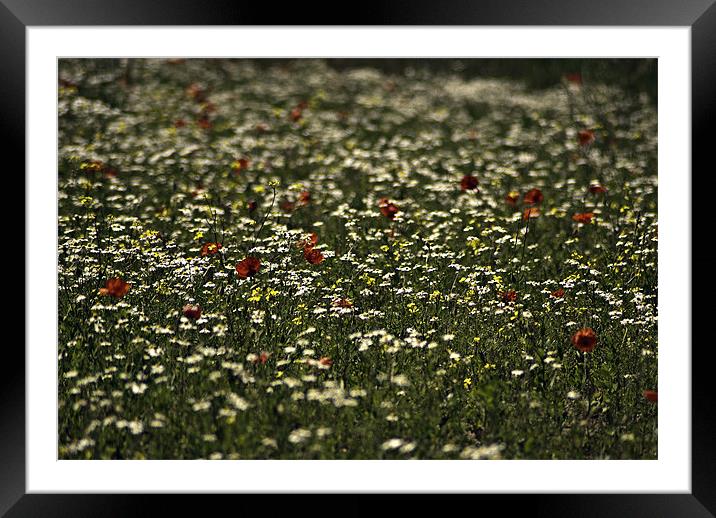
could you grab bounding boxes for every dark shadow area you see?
[62,58,658,106]
[271,58,658,104]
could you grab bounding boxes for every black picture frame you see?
[4,0,713,515]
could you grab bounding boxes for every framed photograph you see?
[5,0,713,514]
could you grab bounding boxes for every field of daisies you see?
[58,59,657,460]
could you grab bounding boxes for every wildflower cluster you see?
[58,59,657,459]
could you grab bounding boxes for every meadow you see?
[58,59,658,459]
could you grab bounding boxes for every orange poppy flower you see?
[200,242,222,257]
[588,183,607,194]
[182,304,202,320]
[523,207,540,221]
[571,328,597,353]
[296,233,319,251]
[232,157,250,172]
[332,298,353,308]
[643,390,658,403]
[551,288,565,298]
[99,277,130,298]
[572,212,595,224]
[578,130,595,147]
[460,175,479,191]
[378,198,399,220]
[523,188,544,206]
[304,247,324,265]
[319,357,333,367]
[174,119,187,128]
[298,190,311,205]
[500,290,517,303]
[253,351,270,365]
[289,107,303,122]
[280,199,296,213]
[236,256,261,279]
[505,191,520,206]
[186,83,208,103]
[196,116,212,130]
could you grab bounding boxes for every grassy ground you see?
[58,59,657,459]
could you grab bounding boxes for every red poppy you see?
[174,119,187,128]
[505,191,520,206]
[280,199,296,213]
[565,72,583,85]
[523,207,540,221]
[99,277,130,298]
[643,390,658,403]
[460,175,479,191]
[578,130,596,147]
[572,212,595,224]
[289,107,303,122]
[103,167,118,179]
[186,83,208,103]
[196,116,212,130]
[200,242,222,257]
[253,351,270,365]
[572,328,597,353]
[332,298,353,308]
[236,256,261,279]
[304,247,324,265]
[551,288,565,298]
[233,157,250,172]
[255,123,270,134]
[182,304,202,320]
[298,190,311,205]
[588,183,607,194]
[296,233,319,250]
[378,198,399,220]
[247,200,258,213]
[319,357,333,367]
[523,188,544,206]
[500,290,517,303]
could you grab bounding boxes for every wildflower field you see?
[58,59,658,460]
